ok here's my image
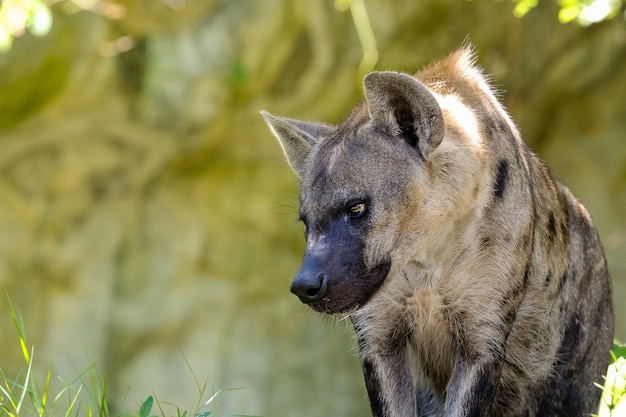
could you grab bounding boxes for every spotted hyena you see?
[262,45,614,417]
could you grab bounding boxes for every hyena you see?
[261,46,614,417]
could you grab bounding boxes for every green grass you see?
[0,294,258,417]
[1,291,624,416]
[596,343,626,417]
[0,294,111,417]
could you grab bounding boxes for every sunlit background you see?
[0,1,625,416]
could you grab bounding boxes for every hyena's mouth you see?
[306,261,392,315]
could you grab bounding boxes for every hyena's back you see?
[413,52,615,416]
[494,178,614,415]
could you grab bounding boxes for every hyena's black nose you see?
[290,270,328,303]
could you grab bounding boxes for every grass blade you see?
[6,293,30,365]
[15,346,35,413]
[63,384,83,417]
[98,376,108,417]
[39,369,51,416]
[0,380,18,414]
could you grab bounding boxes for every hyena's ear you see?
[364,71,445,161]
[261,111,333,178]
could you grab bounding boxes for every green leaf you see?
[139,396,154,417]
[613,342,626,360]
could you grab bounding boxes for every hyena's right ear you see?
[363,72,445,161]
[261,111,333,178]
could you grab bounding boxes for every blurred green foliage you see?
[0,0,51,51]
[0,0,124,52]
[511,0,625,24]
[1,0,623,54]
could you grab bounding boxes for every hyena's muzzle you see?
[290,204,391,314]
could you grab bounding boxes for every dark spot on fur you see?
[493,159,509,198]
[534,377,565,416]
[535,313,589,415]
[563,390,584,415]
[362,359,386,417]
[544,271,552,288]
[557,271,568,293]
[522,267,530,288]
[505,285,522,311]
[469,362,498,413]
[560,313,583,363]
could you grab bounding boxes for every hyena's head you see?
[262,67,479,314]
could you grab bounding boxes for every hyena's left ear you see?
[364,71,445,161]
[261,111,333,179]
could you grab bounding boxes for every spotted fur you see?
[262,46,614,417]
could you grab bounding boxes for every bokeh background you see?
[0,1,624,416]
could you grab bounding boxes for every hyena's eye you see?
[346,200,367,218]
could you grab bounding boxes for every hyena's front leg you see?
[359,343,415,417]
[443,305,512,417]
[444,356,502,417]
[353,320,415,417]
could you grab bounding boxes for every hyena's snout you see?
[288,234,391,314]
[290,253,329,304]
